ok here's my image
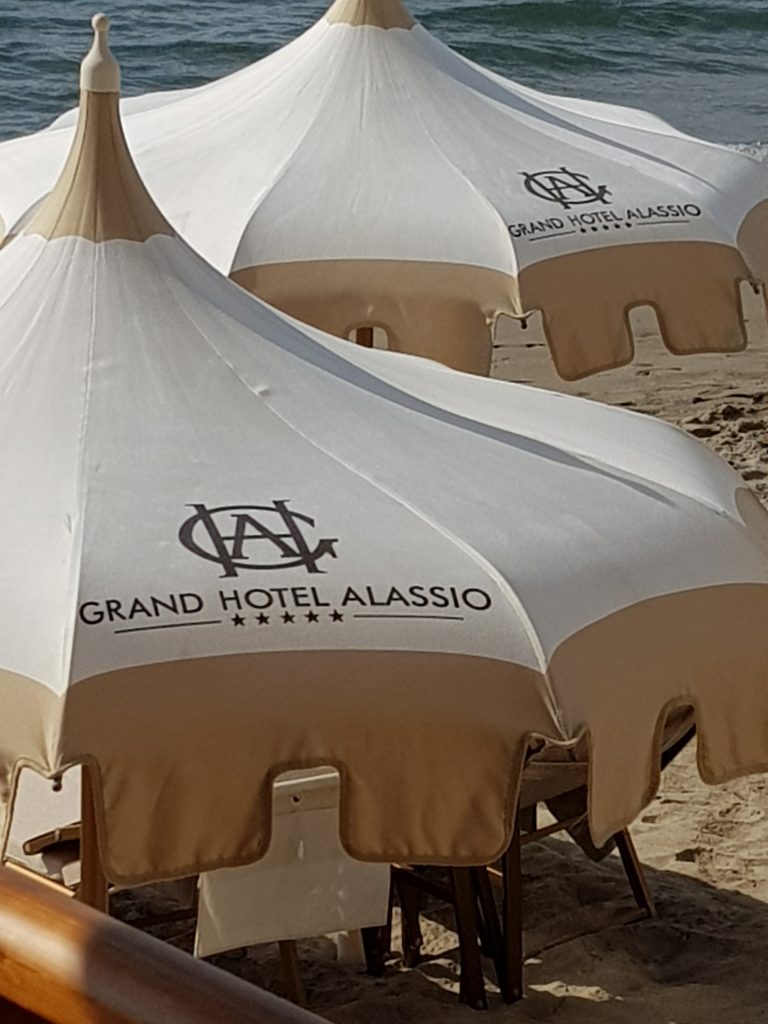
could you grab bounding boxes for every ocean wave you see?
[734,142,768,164]
[426,1,768,35]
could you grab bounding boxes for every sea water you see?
[0,0,766,153]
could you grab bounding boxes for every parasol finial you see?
[21,12,171,243]
[81,12,120,93]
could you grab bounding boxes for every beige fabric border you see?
[518,240,752,380]
[232,259,521,376]
[232,241,761,380]
[549,583,768,846]
[55,651,551,884]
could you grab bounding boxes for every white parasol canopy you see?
[2,16,768,887]
[0,1,767,378]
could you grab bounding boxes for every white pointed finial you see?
[80,13,120,92]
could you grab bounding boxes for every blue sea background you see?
[0,0,766,155]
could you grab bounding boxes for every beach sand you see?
[119,311,768,1022]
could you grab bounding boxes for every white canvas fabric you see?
[0,0,767,377]
[2,18,768,886]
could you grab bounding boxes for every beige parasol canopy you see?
[2,17,768,889]
[0,1,767,377]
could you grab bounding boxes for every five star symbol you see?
[232,609,344,626]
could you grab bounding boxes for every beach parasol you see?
[3,16,768,897]
[0,1,767,378]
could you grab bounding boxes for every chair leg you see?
[363,870,394,975]
[394,872,425,967]
[361,925,388,976]
[519,804,537,835]
[473,867,502,962]
[500,817,524,1004]
[615,829,656,918]
[450,868,488,1010]
[278,940,306,1006]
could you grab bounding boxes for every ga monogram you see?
[522,167,611,210]
[179,502,338,577]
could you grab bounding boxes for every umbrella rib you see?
[58,241,99,696]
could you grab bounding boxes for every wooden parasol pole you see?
[77,764,109,913]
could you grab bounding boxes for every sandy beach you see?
[112,315,768,1022]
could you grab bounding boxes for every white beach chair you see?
[194,768,391,1000]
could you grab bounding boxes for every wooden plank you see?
[0,865,325,1024]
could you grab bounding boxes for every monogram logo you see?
[522,168,611,210]
[179,502,338,578]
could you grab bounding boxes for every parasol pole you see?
[78,764,109,913]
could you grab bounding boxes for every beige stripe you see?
[23,91,172,244]
[325,0,416,29]
[55,651,549,884]
[518,241,751,380]
[232,259,521,376]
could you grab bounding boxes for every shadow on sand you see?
[107,827,768,1023]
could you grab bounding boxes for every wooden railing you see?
[0,865,325,1024]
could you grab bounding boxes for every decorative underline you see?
[641,219,690,227]
[352,614,466,621]
[527,230,579,242]
[114,620,223,635]
[525,220,691,241]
